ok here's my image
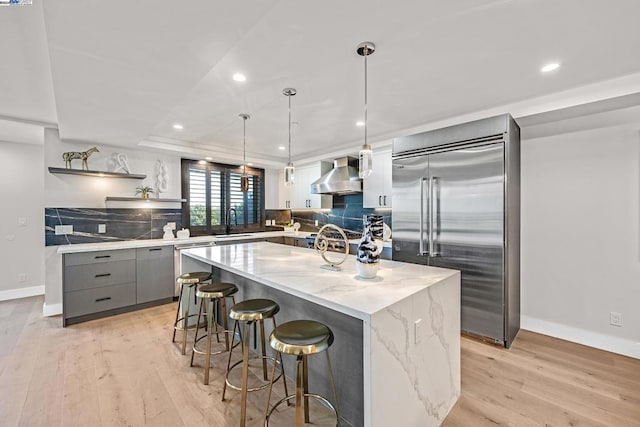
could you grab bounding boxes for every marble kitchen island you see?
[181,242,460,427]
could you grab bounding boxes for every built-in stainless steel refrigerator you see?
[392,114,520,347]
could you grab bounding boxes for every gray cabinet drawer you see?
[64,282,136,318]
[64,260,136,292]
[65,249,136,266]
[136,246,175,304]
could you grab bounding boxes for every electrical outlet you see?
[18,217,27,227]
[315,220,319,227]
[610,312,623,327]
[18,273,26,282]
[98,224,106,233]
[55,225,73,235]
[414,318,422,344]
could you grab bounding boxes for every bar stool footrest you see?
[265,393,338,426]
[225,355,283,393]
[173,313,202,331]
[192,329,241,356]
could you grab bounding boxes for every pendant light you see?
[239,113,250,192]
[357,42,375,179]
[283,88,296,187]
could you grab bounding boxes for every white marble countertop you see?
[56,231,314,254]
[181,241,457,320]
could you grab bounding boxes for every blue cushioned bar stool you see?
[222,299,289,427]
[190,282,239,385]
[173,271,212,355]
[264,320,339,427]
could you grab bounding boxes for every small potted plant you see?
[135,185,154,199]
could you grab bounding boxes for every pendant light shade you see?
[357,42,375,179]
[283,88,296,187]
[239,113,250,193]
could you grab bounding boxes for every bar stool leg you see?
[240,320,252,427]
[221,297,230,350]
[172,285,182,343]
[181,284,193,355]
[264,350,278,424]
[303,355,310,423]
[190,298,205,367]
[295,355,305,427]
[272,317,290,400]
[221,320,240,402]
[326,350,341,420]
[259,320,269,381]
[203,297,215,385]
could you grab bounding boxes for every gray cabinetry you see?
[63,246,175,326]
[136,246,174,304]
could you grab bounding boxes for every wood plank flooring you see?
[1,296,638,426]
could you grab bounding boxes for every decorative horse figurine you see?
[62,147,99,170]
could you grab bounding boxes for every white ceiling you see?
[3,0,640,166]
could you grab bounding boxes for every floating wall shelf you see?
[105,197,186,203]
[48,167,146,179]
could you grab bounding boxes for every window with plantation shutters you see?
[182,159,264,235]
[188,168,207,226]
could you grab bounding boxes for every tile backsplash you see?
[45,208,182,246]
[289,194,391,236]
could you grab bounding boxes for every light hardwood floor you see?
[1,296,638,427]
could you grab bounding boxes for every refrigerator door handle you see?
[419,177,429,255]
[429,177,439,257]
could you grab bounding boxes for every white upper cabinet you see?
[278,162,332,209]
[278,169,292,209]
[293,163,332,209]
[363,149,392,208]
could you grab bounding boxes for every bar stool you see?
[222,299,289,427]
[172,271,212,355]
[264,320,339,427]
[190,282,239,385]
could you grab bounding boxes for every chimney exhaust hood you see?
[310,157,362,195]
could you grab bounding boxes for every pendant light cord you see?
[242,117,247,175]
[364,45,368,148]
[288,93,292,164]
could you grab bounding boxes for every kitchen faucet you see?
[225,207,237,234]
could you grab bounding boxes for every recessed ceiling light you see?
[198,160,207,165]
[172,123,184,130]
[232,73,247,82]
[356,121,365,127]
[278,146,286,150]
[541,62,560,73]
[205,156,213,161]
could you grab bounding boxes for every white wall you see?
[44,128,182,207]
[43,128,182,314]
[0,141,45,300]
[521,124,640,358]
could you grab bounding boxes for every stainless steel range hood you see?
[310,156,362,195]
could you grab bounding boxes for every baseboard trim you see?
[521,315,639,359]
[43,302,63,317]
[0,285,45,302]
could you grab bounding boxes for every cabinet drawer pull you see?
[95,255,111,259]
[149,248,162,252]
[95,297,112,302]
[383,195,387,206]
[95,273,111,278]
[379,195,382,206]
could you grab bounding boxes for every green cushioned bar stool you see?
[172,271,212,355]
[264,320,339,427]
[190,282,239,385]
[222,299,289,427]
